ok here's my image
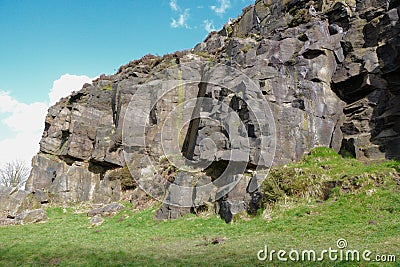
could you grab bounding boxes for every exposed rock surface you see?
[0,218,17,226]
[0,208,47,226]
[26,154,122,204]
[0,186,41,219]
[90,214,104,226]
[15,209,47,225]
[18,0,400,222]
[87,202,125,217]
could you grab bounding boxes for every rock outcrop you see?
[87,202,125,217]
[21,0,400,222]
[90,214,104,227]
[15,209,47,225]
[0,185,42,219]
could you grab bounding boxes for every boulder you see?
[90,214,104,226]
[0,188,40,219]
[87,202,125,217]
[218,175,252,223]
[15,209,47,225]
[155,205,191,220]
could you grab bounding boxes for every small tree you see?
[0,160,30,189]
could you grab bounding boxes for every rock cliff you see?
[22,0,400,221]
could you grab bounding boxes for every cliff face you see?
[25,0,400,220]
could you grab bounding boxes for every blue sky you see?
[0,0,253,168]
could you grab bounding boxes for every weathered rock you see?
[155,205,191,220]
[87,202,125,217]
[218,175,253,223]
[0,218,17,226]
[0,188,39,218]
[90,214,104,226]
[330,2,400,160]
[15,209,47,225]
[32,189,49,204]
[26,154,122,204]
[155,172,195,220]
[128,188,151,209]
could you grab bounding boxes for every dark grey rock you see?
[218,175,252,223]
[155,204,191,220]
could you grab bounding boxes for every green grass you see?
[0,148,399,266]
[262,147,400,204]
[0,192,399,266]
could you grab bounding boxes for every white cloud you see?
[0,74,94,172]
[0,92,21,113]
[171,9,190,29]
[0,132,44,171]
[211,0,231,15]
[169,0,179,11]
[2,102,48,134]
[204,19,216,32]
[0,92,48,169]
[49,74,92,106]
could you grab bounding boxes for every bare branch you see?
[0,160,30,188]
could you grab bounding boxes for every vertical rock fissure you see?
[181,80,208,160]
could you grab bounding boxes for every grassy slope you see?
[0,149,399,266]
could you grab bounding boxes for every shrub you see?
[108,165,136,191]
